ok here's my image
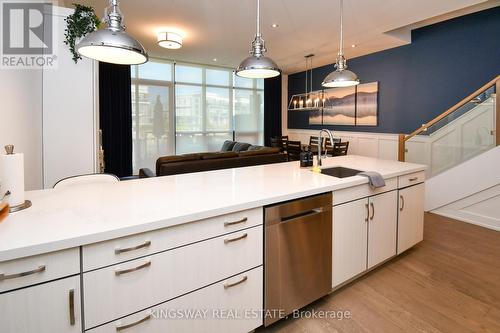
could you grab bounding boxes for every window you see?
[131,59,264,173]
[131,61,174,174]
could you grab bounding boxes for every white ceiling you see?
[66,0,497,74]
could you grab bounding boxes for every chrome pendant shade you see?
[236,0,281,79]
[76,0,148,65]
[322,0,359,88]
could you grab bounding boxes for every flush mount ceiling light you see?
[322,0,359,88]
[77,0,148,65]
[157,31,183,49]
[236,0,281,79]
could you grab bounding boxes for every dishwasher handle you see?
[265,193,332,227]
[277,207,325,224]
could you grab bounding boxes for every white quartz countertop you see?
[0,155,425,262]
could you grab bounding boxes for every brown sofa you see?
[139,141,287,178]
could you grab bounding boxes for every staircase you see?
[398,75,499,230]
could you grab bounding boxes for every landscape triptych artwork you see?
[309,82,378,126]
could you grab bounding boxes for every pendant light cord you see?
[339,0,343,56]
[310,57,313,91]
[256,0,261,37]
[305,57,308,94]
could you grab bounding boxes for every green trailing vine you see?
[64,4,101,63]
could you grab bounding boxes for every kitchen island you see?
[0,155,426,333]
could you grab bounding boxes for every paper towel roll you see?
[0,153,25,207]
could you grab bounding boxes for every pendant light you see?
[77,0,148,65]
[322,0,359,87]
[236,0,281,79]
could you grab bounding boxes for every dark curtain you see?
[99,62,132,178]
[263,75,282,147]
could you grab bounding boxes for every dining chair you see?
[270,136,288,153]
[270,136,281,149]
[53,173,120,189]
[308,136,324,155]
[331,142,349,156]
[286,140,302,161]
[324,137,342,155]
[280,135,289,152]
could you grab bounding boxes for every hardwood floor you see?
[258,213,500,333]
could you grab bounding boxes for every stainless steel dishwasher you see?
[264,192,332,326]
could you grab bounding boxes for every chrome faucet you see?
[317,129,335,167]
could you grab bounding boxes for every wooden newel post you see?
[398,134,406,162]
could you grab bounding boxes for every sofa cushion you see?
[239,147,280,157]
[232,142,252,152]
[221,140,236,152]
[201,151,239,160]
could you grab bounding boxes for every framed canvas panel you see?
[356,82,378,126]
[322,86,356,125]
[309,109,323,125]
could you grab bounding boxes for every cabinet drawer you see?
[83,207,262,271]
[83,225,263,329]
[333,177,397,206]
[87,266,263,333]
[398,171,425,188]
[0,248,79,293]
[0,276,81,333]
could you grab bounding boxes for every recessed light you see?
[351,44,356,48]
[212,58,217,62]
[157,31,183,49]
[271,23,279,28]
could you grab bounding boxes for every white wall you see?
[433,184,500,231]
[0,70,43,190]
[425,145,500,211]
[286,129,399,161]
[0,6,97,190]
[42,8,98,188]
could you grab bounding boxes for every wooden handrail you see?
[398,75,499,161]
[405,75,500,142]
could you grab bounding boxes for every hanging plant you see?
[64,4,101,63]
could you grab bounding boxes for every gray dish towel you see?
[358,171,386,188]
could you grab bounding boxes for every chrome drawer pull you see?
[224,233,248,244]
[116,314,151,331]
[370,202,375,220]
[115,261,151,276]
[115,241,151,254]
[224,275,248,289]
[408,177,418,181]
[0,265,46,281]
[69,289,76,326]
[224,217,248,227]
[400,195,405,211]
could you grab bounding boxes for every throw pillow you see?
[232,142,252,152]
[220,140,236,152]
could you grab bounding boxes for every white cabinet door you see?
[0,276,81,333]
[332,198,368,288]
[43,8,97,188]
[367,191,398,269]
[398,183,425,254]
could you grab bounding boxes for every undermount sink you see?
[316,166,363,178]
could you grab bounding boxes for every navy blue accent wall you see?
[288,7,500,133]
